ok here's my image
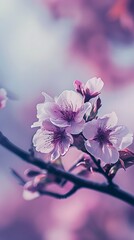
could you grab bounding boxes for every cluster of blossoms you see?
[32,77,133,164]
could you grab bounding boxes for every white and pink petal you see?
[67,119,85,134]
[56,90,84,112]
[85,140,103,160]
[101,145,119,164]
[33,129,54,153]
[109,125,133,150]
[83,119,98,140]
[101,112,118,129]
[84,77,104,95]
[75,102,91,122]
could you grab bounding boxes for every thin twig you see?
[40,185,80,199]
[10,168,26,185]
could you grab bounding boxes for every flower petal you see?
[51,145,60,161]
[50,118,70,127]
[120,133,133,149]
[23,190,40,200]
[67,119,85,134]
[85,139,103,159]
[41,102,59,119]
[75,102,91,122]
[44,102,70,127]
[109,125,133,150]
[101,112,118,129]
[101,145,119,164]
[60,134,73,155]
[42,119,57,131]
[83,119,98,140]
[33,129,54,153]
[73,80,84,94]
[56,90,84,112]
[85,140,119,164]
[84,77,104,95]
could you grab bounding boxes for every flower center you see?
[60,110,76,122]
[94,128,111,147]
[53,129,66,144]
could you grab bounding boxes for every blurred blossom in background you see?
[0,0,134,239]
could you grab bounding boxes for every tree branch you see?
[40,185,80,199]
[0,132,134,206]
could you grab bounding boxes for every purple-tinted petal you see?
[84,77,104,95]
[31,93,54,128]
[56,90,84,112]
[42,119,57,131]
[45,102,71,127]
[75,102,91,122]
[73,80,84,94]
[32,102,53,128]
[109,125,133,150]
[85,139,103,159]
[101,145,119,164]
[60,135,73,156]
[101,112,118,129]
[51,145,60,161]
[85,140,119,164]
[50,118,70,127]
[37,102,53,120]
[67,119,85,134]
[97,117,109,130]
[33,129,54,153]
[109,125,128,148]
[83,119,98,140]
[119,133,133,149]
[42,102,59,119]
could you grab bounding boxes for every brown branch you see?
[0,132,134,206]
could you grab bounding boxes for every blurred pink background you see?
[0,0,134,239]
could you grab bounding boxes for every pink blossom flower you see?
[83,112,133,163]
[47,90,91,134]
[74,77,104,102]
[0,88,8,109]
[33,120,73,161]
[32,90,91,134]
